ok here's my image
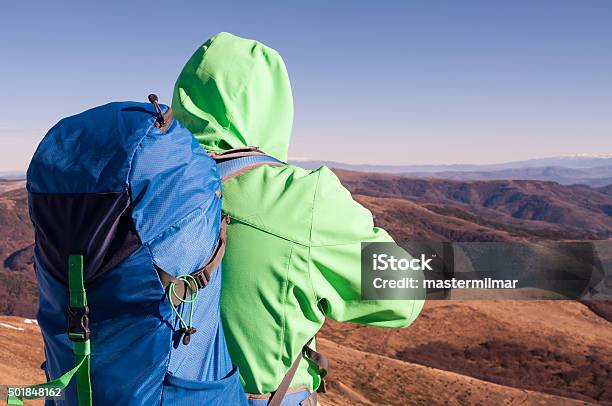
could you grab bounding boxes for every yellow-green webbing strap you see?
[68,255,92,406]
[6,256,92,406]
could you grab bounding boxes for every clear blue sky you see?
[1,1,611,171]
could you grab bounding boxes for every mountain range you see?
[1,170,612,315]
[292,154,612,187]
[336,169,612,241]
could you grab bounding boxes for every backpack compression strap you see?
[67,255,93,406]
[7,255,92,406]
[157,215,229,306]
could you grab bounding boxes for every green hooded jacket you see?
[172,32,424,395]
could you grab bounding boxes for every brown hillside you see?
[335,170,612,240]
[320,300,612,404]
[318,336,597,406]
[0,187,37,317]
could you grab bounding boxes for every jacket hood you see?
[172,32,293,162]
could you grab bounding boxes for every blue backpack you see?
[13,97,248,405]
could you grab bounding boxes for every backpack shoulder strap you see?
[211,147,286,181]
[268,337,329,406]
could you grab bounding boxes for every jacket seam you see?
[277,243,293,388]
[405,294,418,324]
[310,240,378,248]
[407,299,416,323]
[224,212,310,247]
[224,56,255,135]
[203,51,256,146]
[306,170,323,304]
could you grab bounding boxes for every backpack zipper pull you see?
[148,94,165,127]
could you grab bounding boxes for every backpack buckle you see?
[67,305,90,342]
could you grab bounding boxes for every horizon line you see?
[3,152,612,175]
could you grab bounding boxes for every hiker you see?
[172,32,424,405]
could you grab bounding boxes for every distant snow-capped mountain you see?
[564,153,612,159]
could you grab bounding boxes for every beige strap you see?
[220,161,285,182]
[209,146,265,161]
[299,391,318,406]
[268,338,329,406]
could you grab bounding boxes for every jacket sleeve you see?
[307,167,424,328]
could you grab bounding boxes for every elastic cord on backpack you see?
[169,274,199,345]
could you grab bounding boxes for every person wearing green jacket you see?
[172,32,424,405]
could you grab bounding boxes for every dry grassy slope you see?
[319,300,612,404]
[317,337,595,406]
[0,316,44,406]
[0,317,45,384]
[1,309,605,406]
